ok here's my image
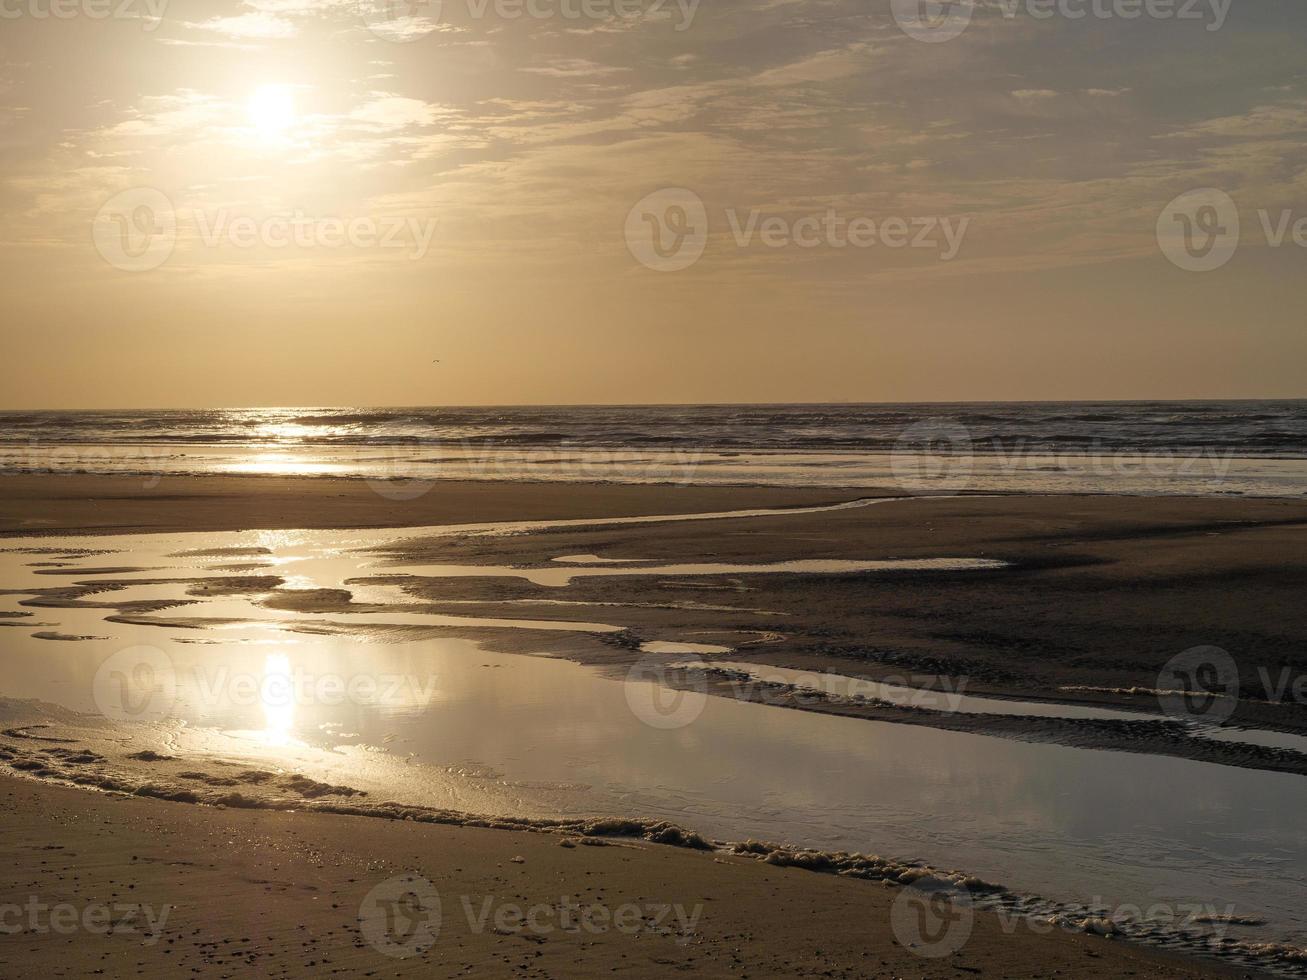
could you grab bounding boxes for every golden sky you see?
[2,0,1305,407]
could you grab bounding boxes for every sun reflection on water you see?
[261,652,296,745]
[227,451,340,476]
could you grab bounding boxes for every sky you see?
[1,0,1305,408]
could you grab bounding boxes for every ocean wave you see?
[2,402,1306,457]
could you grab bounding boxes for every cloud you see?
[6,0,1307,291]
[103,91,228,138]
[349,96,445,130]
[191,12,300,38]
[1161,102,1307,140]
[750,43,873,88]
[520,59,631,78]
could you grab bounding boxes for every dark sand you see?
[358,490,1307,737]
[0,473,845,537]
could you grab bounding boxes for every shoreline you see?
[2,690,1305,978]
[6,433,1307,500]
[0,773,1275,979]
[4,473,1307,976]
[2,662,1304,975]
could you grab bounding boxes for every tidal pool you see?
[1,505,1305,971]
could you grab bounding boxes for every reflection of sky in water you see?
[1,516,1306,951]
[6,626,1307,949]
[715,661,1307,753]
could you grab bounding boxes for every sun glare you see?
[247,85,296,139]
[260,651,296,745]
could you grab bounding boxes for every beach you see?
[7,0,1306,962]
[0,776,1248,979]
[5,473,1305,736]
[2,471,1307,976]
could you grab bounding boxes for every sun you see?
[247,84,296,139]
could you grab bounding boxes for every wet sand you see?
[3,473,1307,977]
[356,488,1307,736]
[0,473,845,537]
[0,776,1249,979]
[5,476,1307,764]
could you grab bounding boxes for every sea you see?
[2,401,1306,496]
